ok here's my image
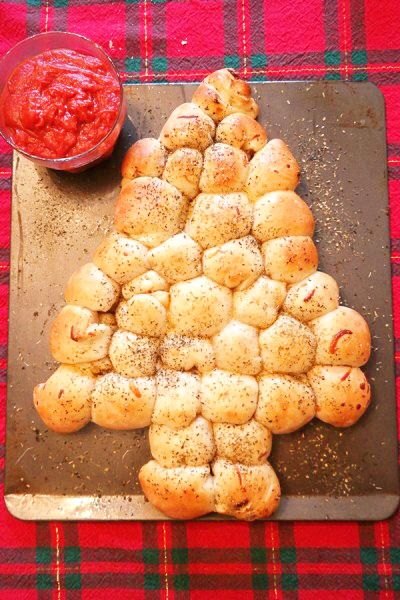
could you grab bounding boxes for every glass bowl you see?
[0,31,126,172]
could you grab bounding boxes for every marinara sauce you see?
[1,48,121,160]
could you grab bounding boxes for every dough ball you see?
[201,369,258,424]
[203,236,263,290]
[308,365,371,427]
[91,373,156,430]
[283,271,340,322]
[115,176,188,247]
[159,102,215,151]
[149,416,215,467]
[310,306,371,367]
[259,315,316,373]
[122,270,169,300]
[33,365,94,433]
[199,143,248,194]
[152,370,201,429]
[98,313,117,327]
[256,374,316,434]
[213,320,262,375]
[93,232,149,285]
[121,137,167,180]
[216,113,267,155]
[139,461,215,519]
[246,139,300,202]
[169,276,232,337]
[213,459,280,520]
[233,275,286,329]
[192,68,258,123]
[162,148,203,199]
[148,233,202,283]
[213,420,272,465]
[152,290,169,308]
[116,294,167,337]
[160,334,215,373]
[109,330,159,377]
[252,191,314,241]
[50,305,113,364]
[262,236,318,283]
[186,192,252,249]
[82,356,114,376]
[64,262,120,312]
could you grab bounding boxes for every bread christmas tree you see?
[33,70,371,520]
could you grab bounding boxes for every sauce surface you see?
[2,48,120,159]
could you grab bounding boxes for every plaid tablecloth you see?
[0,0,400,597]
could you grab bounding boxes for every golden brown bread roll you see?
[246,139,300,202]
[308,365,371,427]
[233,275,286,328]
[121,138,167,180]
[82,356,114,376]
[192,69,258,123]
[283,271,340,322]
[148,233,202,283]
[168,276,232,337]
[139,461,215,519]
[152,290,169,308]
[159,102,215,151]
[199,143,248,194]
[203,235,263,290]
[262,236,318,283]
[256,373,316,434]
[185,192,252,249]
[122,270,169,300]
[115,177,188,247]
[213,320,262,375]
[93,232,149,285]
[259,315,316,374]
[91,372,156,429]
[149,416,215,468]
[213,459,281,520]
[216,113,267,155]
[201,369,258,424]
[252,191,314,242]
[98,313,117,327]
[50,305,114,364]
[160,333,215,373]
[109,330,159,377]
[64,262,120,312]
[310,306,371,367]
[33,365,94,433]
[116,294,167,337]
[162,148,203,199]
[152,370,201,428]
[213,420,272,465]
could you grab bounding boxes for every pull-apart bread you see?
[33,69,371,520]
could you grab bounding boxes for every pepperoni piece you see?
[329,329,353,353]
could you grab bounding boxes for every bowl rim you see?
[0,31,125,165]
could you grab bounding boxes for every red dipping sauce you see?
[1,48,121,161]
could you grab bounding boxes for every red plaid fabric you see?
[0,0,399,597]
